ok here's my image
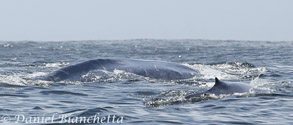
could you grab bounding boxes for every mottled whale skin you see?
[46,58,198,82]
[186,78,252,99]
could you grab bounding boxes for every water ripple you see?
[40,90,88,96]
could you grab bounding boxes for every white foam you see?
[183,63,266,81]
[45,62,69,68]
[0,74,26,86]
[26,72,48,78]
[183,63,237,80]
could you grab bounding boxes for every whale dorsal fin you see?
[204,77,227,94]
[214,77,225,87]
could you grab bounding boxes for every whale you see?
[46,58,199,82]
[185,78,252,99]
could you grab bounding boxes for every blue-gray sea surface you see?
[0,39,292,124]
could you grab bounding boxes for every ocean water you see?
[0,39,292,124]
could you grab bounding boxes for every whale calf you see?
[46,58,199,82]
[185,78,252,99]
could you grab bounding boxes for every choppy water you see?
[0,39,293,124]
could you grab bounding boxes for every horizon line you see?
[0,38,292,42]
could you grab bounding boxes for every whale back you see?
[46,58,198,81]
[207,77,251,95]
[185,78,252,99]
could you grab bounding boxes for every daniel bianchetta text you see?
[0,113,124,124]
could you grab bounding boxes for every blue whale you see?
[46,58,199,82]
[185,78,252,99]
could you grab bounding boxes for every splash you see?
[184,62,266,80]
